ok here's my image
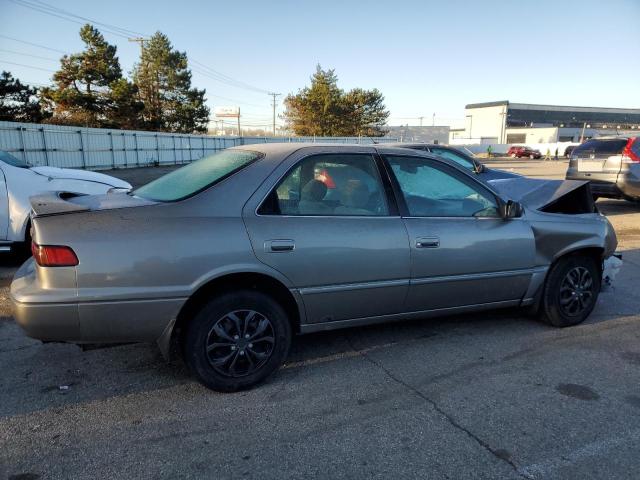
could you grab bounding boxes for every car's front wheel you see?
[540,255,601,327]
[510,153,517,158]
[183,290,292,392]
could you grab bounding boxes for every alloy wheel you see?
[206,310,275,377]
[559,266,594,316]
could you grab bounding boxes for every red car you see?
[507,146,542,159]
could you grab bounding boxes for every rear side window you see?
[260,154,389,216]
[573,139,628,156]
[134,149,261,202]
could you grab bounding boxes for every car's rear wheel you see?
[540,255,600,327]
[529,154,535,159]
[183,290,292,392]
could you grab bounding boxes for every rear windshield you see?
[134,149,262,202]
[572,139,628,156]
[0,151,29,168]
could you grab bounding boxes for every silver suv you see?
[566,137,640,201]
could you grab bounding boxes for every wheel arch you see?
[528,246,605,312]
[163,271,304,359]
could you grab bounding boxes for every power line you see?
[0,49,59,62]
[0,59,55,72]
[0,34,67,54]
[10,0,276,97]
[8,0,134,39]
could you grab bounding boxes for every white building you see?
[450,100,640,145]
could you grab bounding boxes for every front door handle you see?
[416,237,440,248]
[266,239,295,252]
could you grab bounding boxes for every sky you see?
[1,0,639,129]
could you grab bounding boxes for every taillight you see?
[316,169,336,188]
[31,242,79,267]
[622,138,640,163]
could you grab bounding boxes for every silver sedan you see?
[12,144,618,392]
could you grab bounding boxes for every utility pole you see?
[237,108,241,137]
[269,92,281,136]
[418,116,424,127]
[432,112,436,126]
[128,37,148,56]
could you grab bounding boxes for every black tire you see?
[540,255,600,327]
[183,290,292,392]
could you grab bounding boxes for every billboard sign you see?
[215,106,240,118]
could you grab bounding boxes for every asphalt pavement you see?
[2,159,640,479]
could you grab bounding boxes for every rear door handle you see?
[266,239,295,252]
[416,237,440,248]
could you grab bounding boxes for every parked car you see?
[507,146,542,159]
[0,151,131,252]
[384,143,520,181]
[565,136,640,201]
[564,145,578,158]
[12,144,618,392]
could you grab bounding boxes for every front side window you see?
[260,154,389,216]
[386,156,498,218]
[430,147,475,171]
[134,149,261,202]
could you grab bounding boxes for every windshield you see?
[0,151,30,168]
[134,149,262,202]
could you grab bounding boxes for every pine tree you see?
[105,79,144,130]
[133,32,209,133]
[283,65,389,137]
[41,24,122,127]
[0,71,48,123]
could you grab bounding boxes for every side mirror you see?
[499,199,523,219]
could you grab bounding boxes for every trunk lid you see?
[30,191,156,218]
[30,166,132,189]
[568,138,627,179]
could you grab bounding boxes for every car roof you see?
[228,142,480,180]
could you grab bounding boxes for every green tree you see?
[104,79,144,129]
[133,32,209,133]
[0,71,48,123]
[283,65,389,137]
[41,24,123,127]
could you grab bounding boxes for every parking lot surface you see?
[2,159,640,479]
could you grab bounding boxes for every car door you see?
[0,166,8,240]
[382,153,536,312]
[243,149,411,325]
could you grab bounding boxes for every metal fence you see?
[0,121,398,170]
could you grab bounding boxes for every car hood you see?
[488,177,594,213]
[30,166,131,189]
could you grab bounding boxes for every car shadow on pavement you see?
[2,275,636,421]
[597,198,640,217]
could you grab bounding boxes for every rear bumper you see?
[11,258,185,344]
[566,169,640,199]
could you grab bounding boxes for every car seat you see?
[334,182,372,215]
[298,179,332,215]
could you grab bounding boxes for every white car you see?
[0,151,131,251]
